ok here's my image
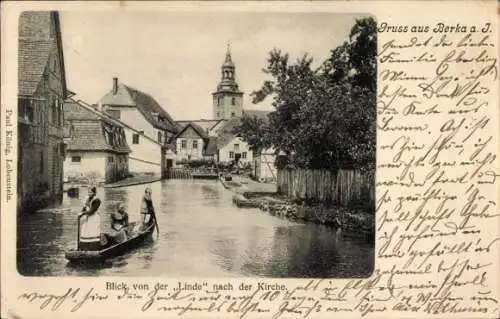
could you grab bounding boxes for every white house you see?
[175,122,207,161]
[217,135,253,164]
[97,77,179,146]
[175,122,218,162]
[63,100,131,183]
[72,100,171,176]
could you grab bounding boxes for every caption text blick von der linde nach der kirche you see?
[14,20,499,318]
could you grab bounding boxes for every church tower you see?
[213,43,243,120]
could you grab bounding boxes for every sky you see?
[60,11,367,120]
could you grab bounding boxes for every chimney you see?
[113,77,118,95]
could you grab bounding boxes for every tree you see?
[240,17,377,170]
[232,114,272,153]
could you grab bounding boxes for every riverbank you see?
[221,175,277,193]
[224,175,374,237]
[104,173,162,188]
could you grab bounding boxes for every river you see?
[17,179,374,277]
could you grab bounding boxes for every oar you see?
[77,213,84,250]
[151,208,160,239]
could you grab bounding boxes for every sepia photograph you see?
[16,10,376,278]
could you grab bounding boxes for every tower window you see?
[231,97,236,105]
[231,112,235,117]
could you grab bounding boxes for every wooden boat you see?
[65,218,156,263]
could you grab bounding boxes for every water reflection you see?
[17,179,374,277]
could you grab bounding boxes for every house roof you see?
[18,11,67,98]
[64,100,101,121]
[99,83,179,134]
[176,119,225,133]
[72,98,169,148]
[65,121,131,154]
[176,122,209,139]
[18,40,51,96]
[64,100,131,154]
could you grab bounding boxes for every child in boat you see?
[108,203,132,244]
[78,186,102,251]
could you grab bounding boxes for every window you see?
[50,99,56,124]
[192,140,198,149]
[218,97,222,106]
[59,104,63,126]
[107,109,121,120]
[158,131,162,143]
[132,134,139,144]
[71,156,81,163]
[242,152,247,159]
[231,97,236,105]
[234,144,240,152]
[217,112,220,118]
[181,140,187,149]
[108,156,114,163]
[229,151,234,159]
[18,98,34,123]
[231,112,235,117]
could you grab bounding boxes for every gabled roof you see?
[215,117,240,148]
[99,83,179,134]
[64,101,131,154]
[18,11,67,98]
[175,122,209,139]
[69,98,168,149]
[99,83,135,106]
[176,119,225,133]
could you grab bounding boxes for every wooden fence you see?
[165,168,193,179]
[164,168,219,180]
[277,169,375,209]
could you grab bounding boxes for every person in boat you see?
[107,203,131,244]
[78,186,102,251]
[139,187,155,231]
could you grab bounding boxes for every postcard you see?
[1,1,499,318]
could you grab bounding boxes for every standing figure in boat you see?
[140,187,155,231]
[78,186,102,251]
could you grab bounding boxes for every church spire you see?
[223,40,234,68]
[225,40,232,63]
[213,43,243,120]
